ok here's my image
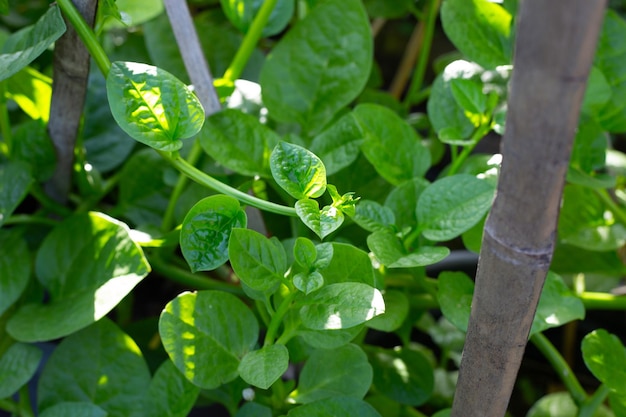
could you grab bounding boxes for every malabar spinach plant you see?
[1,0,626,416]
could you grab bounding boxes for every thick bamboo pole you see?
[450,1,606,416]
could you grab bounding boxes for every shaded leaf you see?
[260,0,372,134]
[0,229,31,316]
[0,343,42,398]
[287,397,382,417]
[144,360,200,417]
[0,6,66,81]
[310,112,364,175]
[290,344,372,404]
[0,160,32,227]
[582,329,626,395]
[221,0,294,37]
[37,319,151,417]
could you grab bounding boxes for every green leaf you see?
[529,272,585,336]
[297,326,363,349]
[316,243,375,286]
[290,344,372,404]
[294,271,324,295]
[438,271,585,335]
[144,360,200,417]
[570,118,608,174]
[0,160,33,227]
[427,61,491,144]
[11,119,56,181]
[83,72,135,173]
[441,0,512,69]
[300,282,385,330]
[353,104,431,185]
[236,402,273,417]
[558,185,626,251]
[260,0,372,134]
[0,343,42,398]
[364,0,413,18]
[450,77,488,116]
[582,67,612,117]
[271,141,327,199]
[369,346,434,406]
[228,228,287,293]
[384,177,430,230]
[295,199,344,239]
[117,149,170,227]
[366,290,409,332]
[159,291,259,389]
[352,200,395,232]
[221,0,294,37]
[6,66,52,122]
[367,229,449,268]
[594,11,626,132]
[294,237,318,268]
[417,174,494,241]
[200,109,280,177]
[0,230,30,316]
[104,0,163,27]
[39,403,108,417]
[0,0,7,15]
[37,319,151,417]
[287,397,382,417]
[310,112,364,176]
[0,5,66,81]
[527,392,614,417]
[7,212,150,342]
[582,329,626,395]
[238,344,289,389]
[106,61,205,152]
[180,195,247,272]
[437,272,474,332]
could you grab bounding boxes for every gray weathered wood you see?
[450,2,606,416]
[44,0,97,203]
[163,0,221,115]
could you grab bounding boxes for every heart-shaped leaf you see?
[295,199,344,239]
[180,195,247,272]
[238,344,289,389]
[270,142,327,199]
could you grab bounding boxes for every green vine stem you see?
[161,151,297,217]
[579,291,626,310]
[404,0,441,109]
[264,290,298,346]
[149,251,244,294]
[223,0,279,82]
[578,384,610,417]
[446,123,492,176]
[56,0,111,76]
[530,332,587,405]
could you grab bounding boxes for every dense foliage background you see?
[2,0,626,416]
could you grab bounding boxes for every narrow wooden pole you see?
[450,1,606,416]
[162,0,221,115]
[45,0,97,203]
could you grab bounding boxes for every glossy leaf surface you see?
[300,282,385,330]
[354,104,431,185]
[107,61,205,151]
[417,174,494,241]
[260,0,371,134]
[180,195,247,272]
[159,291,259,389]
[0,5,66,81]
[228,228,287,293]
[200,109,280,178]
[310,112,364,176]
[271,141,327,199]
[7,212,150,342]
[582,329,626,396]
